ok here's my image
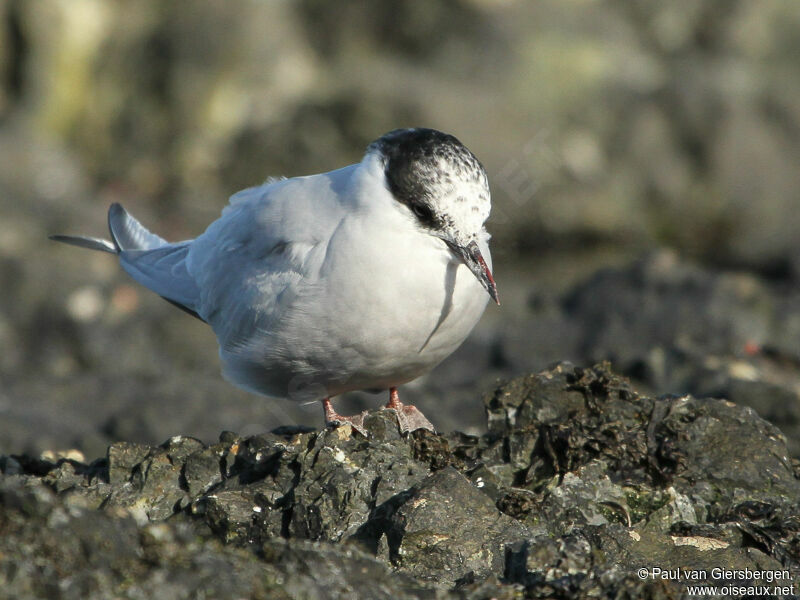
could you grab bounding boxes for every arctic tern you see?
[52,128,498,434]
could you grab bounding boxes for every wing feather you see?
[186,166,356,354]
[119,241,201,314]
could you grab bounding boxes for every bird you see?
[51,128,498,435]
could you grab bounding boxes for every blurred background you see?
[3,0,800,458]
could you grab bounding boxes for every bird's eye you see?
[411,203,433,222]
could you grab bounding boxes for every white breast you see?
[209,158,491,400]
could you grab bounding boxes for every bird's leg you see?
[384,387,436,434]
[386,387,403,410]
[322,397,368,436]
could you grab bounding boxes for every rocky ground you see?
[501,250,800,459]
[3,1,800,462]
[2,363,799,599]
[10,248,800,463]
[3,3,800,598]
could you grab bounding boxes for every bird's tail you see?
[49,203,168,253]
[50,203,204,321]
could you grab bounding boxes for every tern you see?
[52,128,498,434]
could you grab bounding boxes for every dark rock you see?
[555,251,800,457]
[259,538,438,600]
[385,466,531,586]
[3,363,800,597]
[483,363,800,513]
[283,413,431,543]
[563,251,773,363]
[0,476,433,600]
[182,443,225,497]
[107,440,151,485]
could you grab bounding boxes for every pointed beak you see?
[446,239,499,305]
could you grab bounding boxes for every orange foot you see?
[385,387,436,434]
[322,397,368,436]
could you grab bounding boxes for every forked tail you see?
[50,203,203,321]
[49,203,167,253]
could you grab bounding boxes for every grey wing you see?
[186,170,351,356]
[187,198,315,350]
[119,242,202,317]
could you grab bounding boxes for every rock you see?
[385,466,531,586]
[483,363,800,514]
[556,251,800,457]
[2,362,800,598]
[478,363,800,596]
[259,538,438,600]
[107,440,151,485]
[562,251,776,366]
[0,476,433,600]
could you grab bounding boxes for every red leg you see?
[322,397,367,436]
[386,387,402,410]
[383,387,435,433]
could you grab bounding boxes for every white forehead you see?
[366,128,492,240]
[427,155,491,238]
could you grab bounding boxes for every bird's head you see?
[367,128,498,305]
